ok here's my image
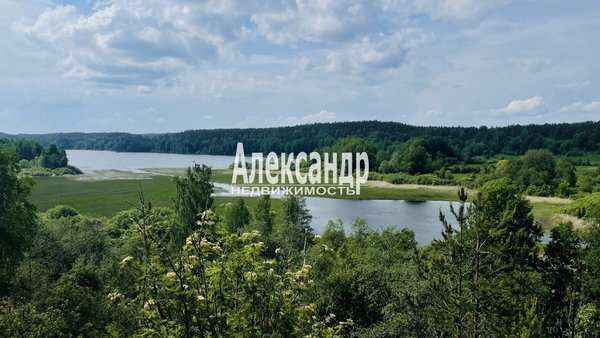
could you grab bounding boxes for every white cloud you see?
[475,96,547,118]
[505,95,544,114]
[250,0,378,45]
[13,0,433,92]
[559,100,600,113]
[13,1,228,88]
[325,28,431,74]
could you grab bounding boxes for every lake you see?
[64,150,477,244]
[67,149,235,172]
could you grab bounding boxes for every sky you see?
[1,0,599,134]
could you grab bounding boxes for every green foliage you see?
[5,159,600,335]
[274,195,314,263]
[39,144,68,169]
[46,262,110,337]
[0,299,56,337]
[309,218,417,333]
[542,222,582,336]
[45,204,79,219]
[19,164,83,176]
[382,172,454,185]
[321,136,378,170]
[480,148,577,197]
[222,198,251,233]
[0,139,81,176]
[108,209,346,336]
[566,192,600,223]
[0,145,38,295]
[582,224,600,305]
[578,166,600,193]
[321,219,345,251]
[14,139,44,161]
[253,195,274,236]
[380,136,456,175]
[174,163,214,229]
[394,183,547,336]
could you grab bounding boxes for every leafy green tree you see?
[0,299,56,337]
[223,198,251,233]
[321,219,345,251]
[556,159,577,196]
[15,139,43,161]
[275,195,313,264]
[311,218,417,333]
[12,206,111,304]
[254,195,274,237]
[579,223,600,333]
[0,145,37,295]
[492,149,562,196]
[542,222,582,336]
[45,204,79,219]
[400,143,429,175]
[566,192,600,223]
[405,182,544,336]
[321,136,378,170]
[111,209,347,336]
[472,178,542,265]
[174,164,214,231]
[46,262,110,337]
[39,143,68,169]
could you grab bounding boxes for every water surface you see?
[67,149,235,172]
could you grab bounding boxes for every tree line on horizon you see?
[3,120,600,160]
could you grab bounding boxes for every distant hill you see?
[3,120,600,161]
[0,132,13,140]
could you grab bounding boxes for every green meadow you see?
[29,168,572,230]
[29,171,285,219]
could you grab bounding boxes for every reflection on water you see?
[305,197,460,244]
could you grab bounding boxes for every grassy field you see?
[29,169,573,231]
[30,171,285,219]
[30,173,177,217]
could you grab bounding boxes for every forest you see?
[4,120,600,159]
[2,138,600,336]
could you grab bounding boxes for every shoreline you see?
[31,167,574,230]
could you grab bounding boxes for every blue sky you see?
[1,0,599,134]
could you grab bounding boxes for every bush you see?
[46,205,79,219]
[565,193,600,223]
[382,173,454,185]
